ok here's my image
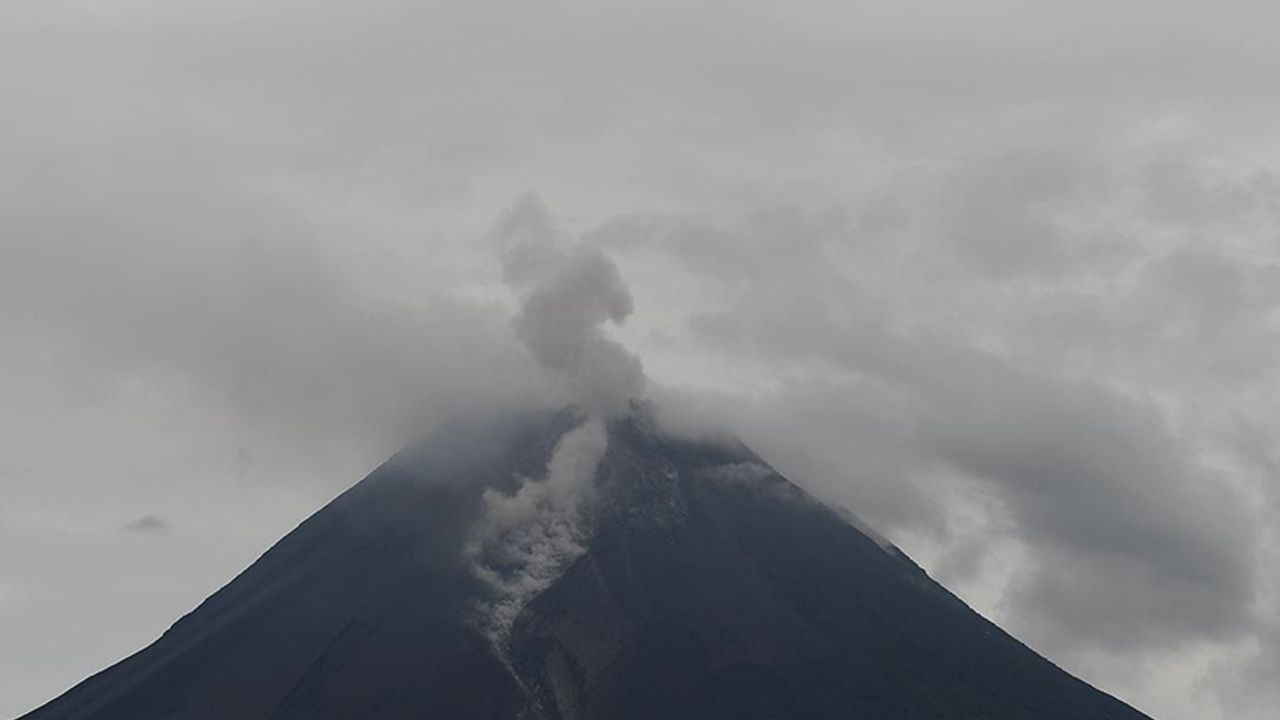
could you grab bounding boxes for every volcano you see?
[21,407,1151,720]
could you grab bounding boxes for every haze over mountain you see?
[20,406,1152,720]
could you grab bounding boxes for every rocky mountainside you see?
[20,408,1152,720]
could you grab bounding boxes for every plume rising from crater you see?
[467,197,648,650]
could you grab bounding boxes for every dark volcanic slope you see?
[511,418,1150,720]
[21,409,1153,720]
[18,412,576,720]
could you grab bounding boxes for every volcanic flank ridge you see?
[20,404,1153,720]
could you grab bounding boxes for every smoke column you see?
[466,196,646,649]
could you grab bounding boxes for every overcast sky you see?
[3,2,1280,718]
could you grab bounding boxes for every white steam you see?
[466,197,646,649]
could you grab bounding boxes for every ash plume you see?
[466,197,646,650]
[499,195,646,418]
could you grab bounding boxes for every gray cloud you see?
[586,144,1280,716]
[123,515,172,534]
[0,196,548,468]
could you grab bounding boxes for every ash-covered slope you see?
[20,409,1152,720]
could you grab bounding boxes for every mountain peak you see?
[21,408,1151,720]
